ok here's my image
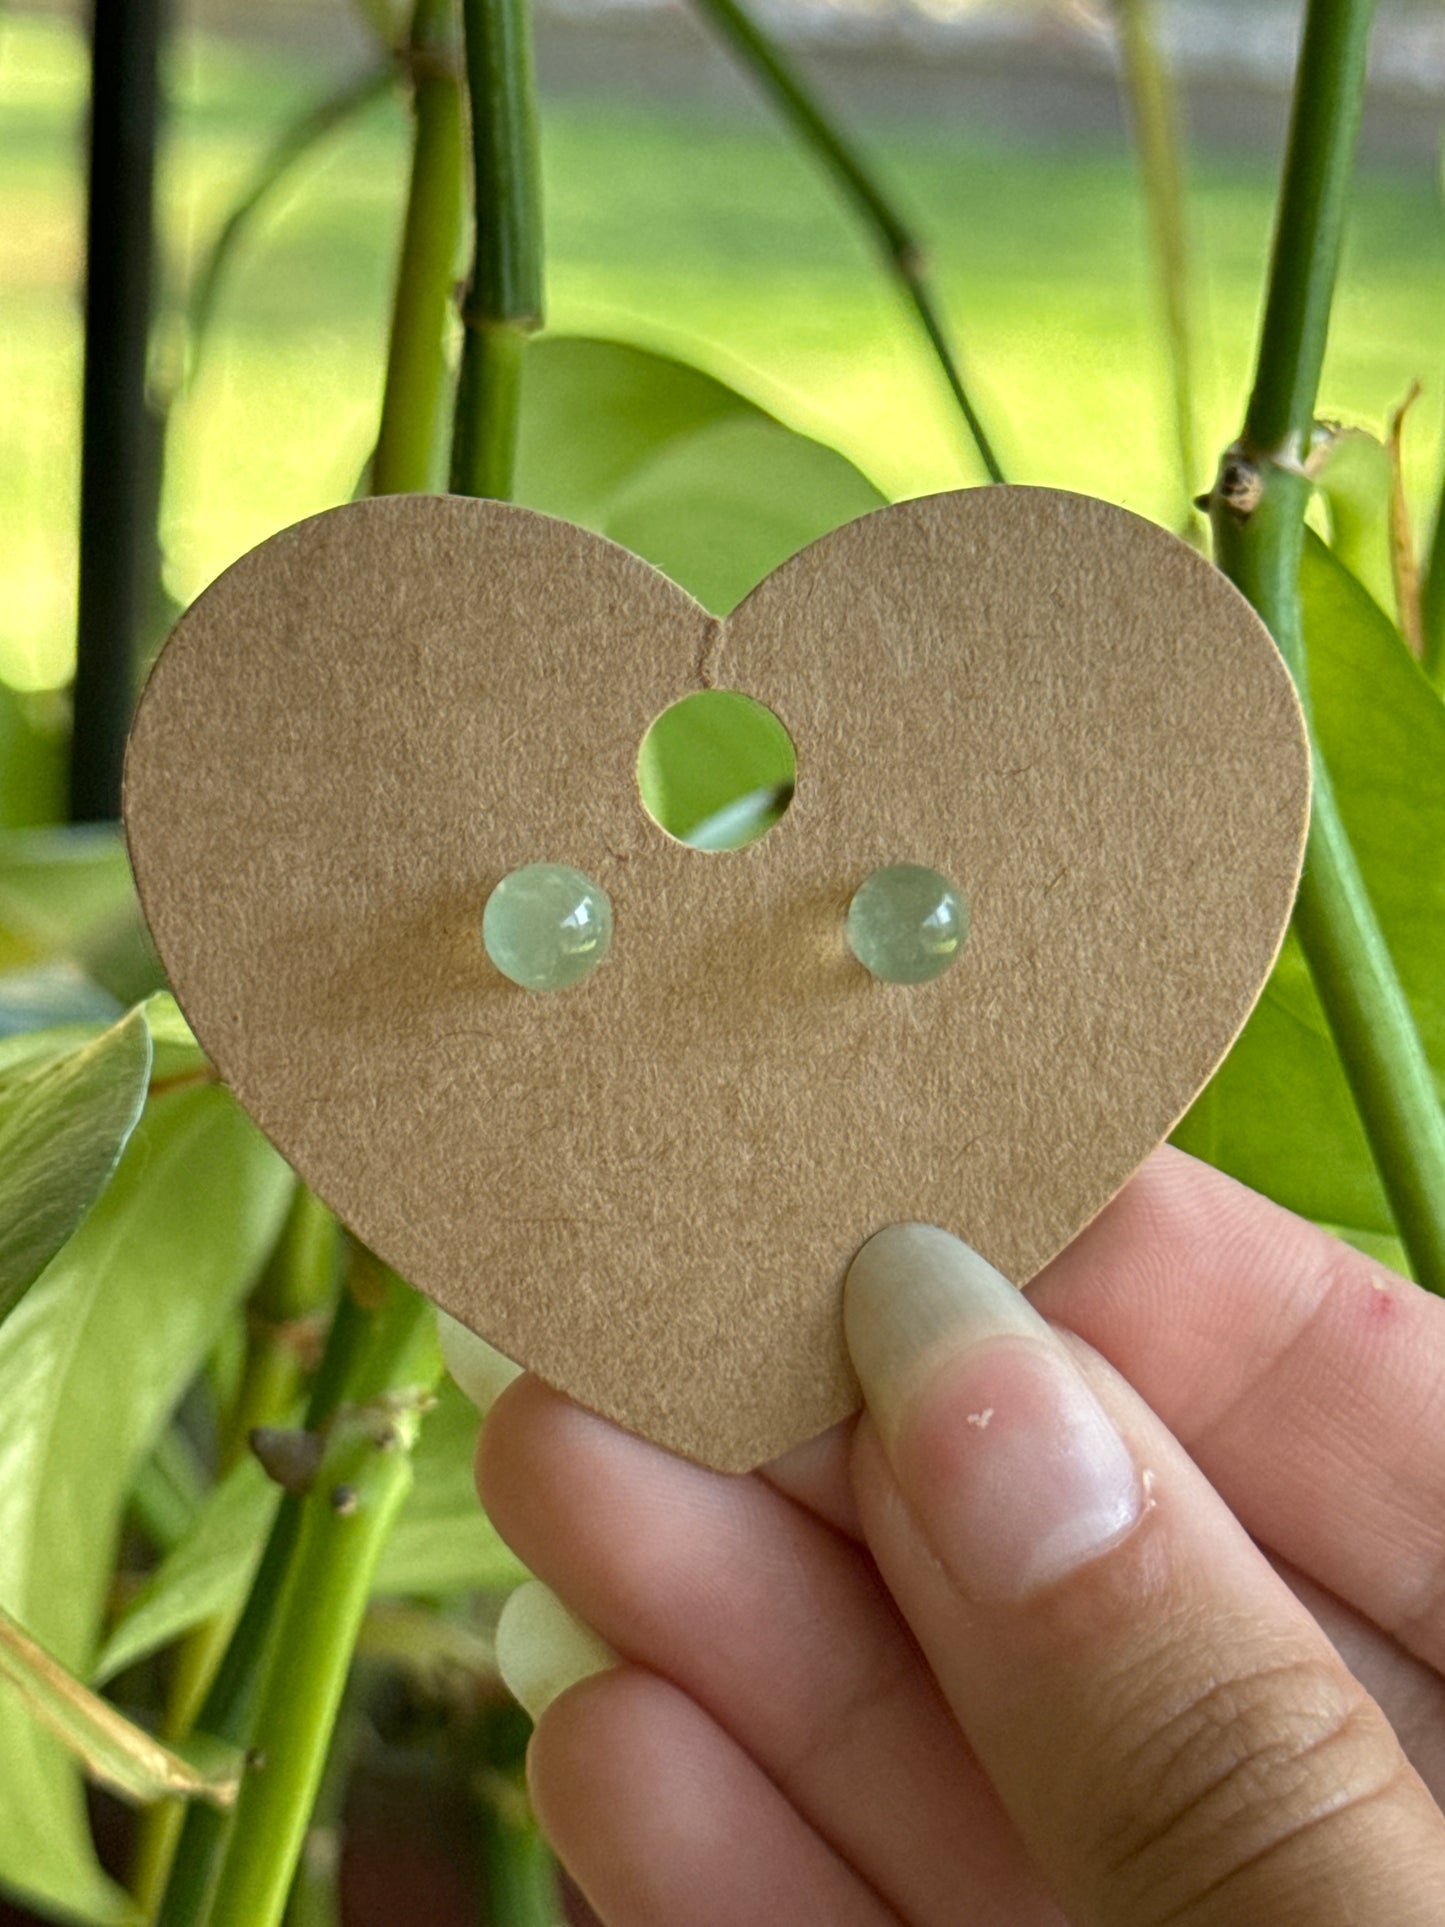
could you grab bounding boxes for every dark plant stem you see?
[1109,0,1197,521]
[1208,0,1445,1292]
[71,0,166,821]
[373,0,466,495]
[449,0,543,499]
[689,0,1004,485]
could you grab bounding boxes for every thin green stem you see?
[689,0,1004,485]
[1109,0,1197,521]
[373,0,466,495]
[1208,0,1445,1292]
[1241,3,1375,457]
[449,0,541,499]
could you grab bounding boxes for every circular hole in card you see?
[636,689,796,851]
[643,686,805,851]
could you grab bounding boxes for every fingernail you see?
[845,1225,1142,1601]
[437,1309,522,1416]
[496,1579,617,1722]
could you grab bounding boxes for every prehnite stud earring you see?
[483,863,613,991]
[846,864,967,985]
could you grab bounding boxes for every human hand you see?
[476,1148,1445,1924]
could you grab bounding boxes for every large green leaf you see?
[514,336,885,612]
[0,1007,152,1329]
[0,1086,292,1925]
[1174,536,1444,1237]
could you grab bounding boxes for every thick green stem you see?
[372,0,466,495]
[1209,0,1445,1292]
[203,1321,438,1927]
[689,0,1004,485]
[1109,0,1197,520]
[449,0,542,499]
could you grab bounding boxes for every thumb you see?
[844,1225,1445,1927]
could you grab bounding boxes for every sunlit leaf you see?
[187,65,395,384]
[0,1007,152,1329]
[0,1604,239,1807]
[515,336,885,611]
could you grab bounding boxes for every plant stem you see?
[129,1193,340,1915]
[154,1268,438,1925]
[71,0,166,821]
[449,0,542,499]
[689,0,1004,485]
[1208,0,1445,1292]
[373,0,466,495]
[204,1302,439,1927]
[1109,0,1197,522]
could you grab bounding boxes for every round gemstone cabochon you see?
[483,863,613,992]
[846,864,967,984]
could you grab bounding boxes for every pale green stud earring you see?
[483,863,613,991]
[847,864,967,984]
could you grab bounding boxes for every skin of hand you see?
[474,1147,1445,1925]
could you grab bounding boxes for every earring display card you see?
[124,487,1310,1471]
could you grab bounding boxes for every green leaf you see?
[515,336,885,611]
[96,1456,279,1687]
[1304,534,1445,1076]
[1314,428,1395,619]
[0,1603,240,1808]
[1175,536,1444,1234]
[0,1007,152,1329]
[0,1085,292,1925]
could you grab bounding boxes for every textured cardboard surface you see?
[124,488,1309,1470]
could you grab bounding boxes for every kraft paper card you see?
[124,487,1309,1470]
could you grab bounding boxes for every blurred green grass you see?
[4,4,1445,691]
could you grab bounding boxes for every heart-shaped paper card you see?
[125,487,1308,1470]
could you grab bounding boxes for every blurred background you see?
[5,0,1445,719]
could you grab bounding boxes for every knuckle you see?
[1089,1641,1409,1922]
